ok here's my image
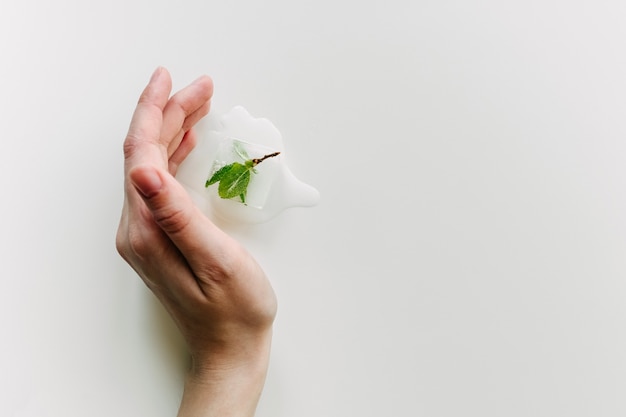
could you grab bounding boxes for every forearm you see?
[177,335,272,417]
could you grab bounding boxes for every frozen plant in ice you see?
[205,146,280,204]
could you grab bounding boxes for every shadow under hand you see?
[146,291,190,378]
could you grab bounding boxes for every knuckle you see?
[115,228,129,258]
[116,224,150,264]
[126,224,149,258]
[168,97,191,119]
[153,205,191,235]
[122,133,143,160]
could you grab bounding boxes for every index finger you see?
[123,67,173,174]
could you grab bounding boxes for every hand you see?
[116,67,277,417]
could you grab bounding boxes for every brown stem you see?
[251,151,281,166]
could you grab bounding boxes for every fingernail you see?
[150,66,164,83]
[132,167,163,198]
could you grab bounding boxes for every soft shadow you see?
[146,293,190,378]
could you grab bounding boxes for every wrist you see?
[178,330,272,417]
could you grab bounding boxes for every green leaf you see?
[206,148,280,203]
[206,163,234,187]
[217,162,251,199]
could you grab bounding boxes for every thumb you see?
[129,165,231,265]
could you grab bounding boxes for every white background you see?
[1,0,626,416]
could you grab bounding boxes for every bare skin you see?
[116,67,277,417]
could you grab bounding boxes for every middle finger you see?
[160,75,213,155]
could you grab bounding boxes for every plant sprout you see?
[205,151,280,204]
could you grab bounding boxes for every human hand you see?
[116,67,277,417]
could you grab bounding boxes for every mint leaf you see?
[218,162,251,199]
[206,163,234,187]
[205,148,281,204]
